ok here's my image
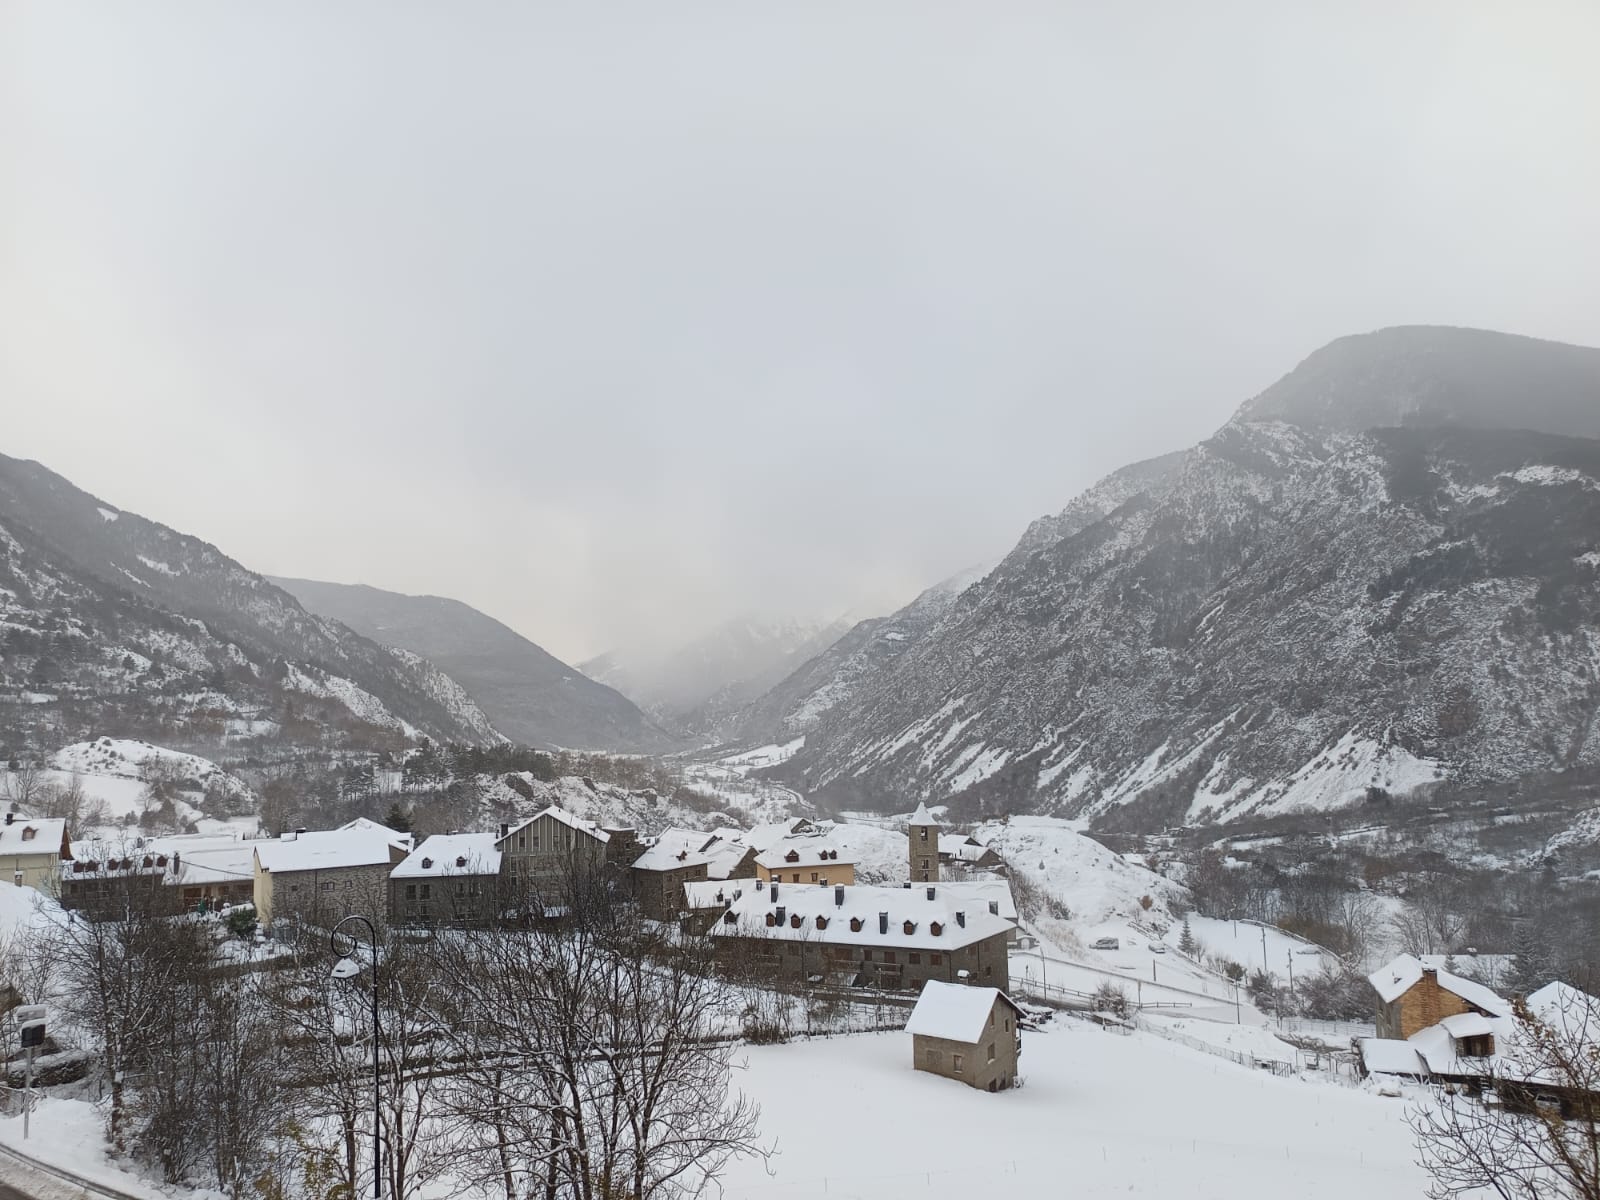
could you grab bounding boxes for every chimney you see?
[171,852,180,874]
[988,900,999,915]
[878,912,888,935]
[295,826,307,835]
[956,910,966,927]
[926,886,936,901]
[835,885,845,906]
[775,905,786,925]
[499,822,510,839]
[903,882,911,889]
[4,813,11,826]
[770,882,779,902]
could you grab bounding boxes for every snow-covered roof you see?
[703,839,756,880]
[935,880,1017,922]
[683,877,760,910]
[909,802,940,827]
[502,806,610,845]
[1438,1012,1495,1039]
[255,826,411,873]
[742,819,814,852]
[905,981,1019,1043]
[633,828,716,872]
[0,816,66,856]
[170,843,259,886]
[754,838,855,871]
[709,881,1014,951]
[392,832,502,879]
[1357,1037,1430,1078]
[1367,953,1510,1016]
[339,817,406,838]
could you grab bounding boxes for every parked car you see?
[1091,937,1120,951]
[1150,943,1167,955]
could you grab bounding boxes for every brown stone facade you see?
[1377,969,1477,1039]
[913,1001,1021,1091]
[635,862,709,922]
[258,858,399,929]
[715,926,1011,991]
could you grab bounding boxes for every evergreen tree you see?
[1178,914,1198,957]
[384,802,413,835]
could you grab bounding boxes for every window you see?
[421,884,432,899]
[909,953,922,965]
[863,949,872,961]
[810,872,818,882]
[930,954,942,966]
[952,1053,964,1074]
[883,951,897,965]
[344,879,353,890]
[320,881,334,892]
[405,884,416,900]
[919,827,928,841]
[984,966,992,978]
[987,1042,996,1063]
[921,859,929,871]
[792,873,800,883]
[531,835,540,850]
[1004,1018,1011,1031]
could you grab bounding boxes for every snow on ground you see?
[719,1023,1425,1199]
[716,738,806,769]
[1231,731,1445,820]
[1172,914,1342,984]
[0,1096,177,1200]
[974,816,1181,924]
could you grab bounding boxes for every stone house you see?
[632,830,714,921]
[495,806,611,905]
[1369,953,1510,1040]
[253,820,412,930]
[709,881,1015,990]
[939,834,1002,871]
[390,832,502,926]
[0,815,69,891]
[906,981,1023,1092]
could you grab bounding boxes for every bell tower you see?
[909,802,940,883]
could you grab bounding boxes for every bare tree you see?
[1410,988,1600,1200]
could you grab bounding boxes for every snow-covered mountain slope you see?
[272,578,674,754]
[723,566,995,745]
[764,327,1600,831]
[0,451,500,755]
[582,614,853,734]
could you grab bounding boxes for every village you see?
[2,781,1597,1200]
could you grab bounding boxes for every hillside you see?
[0,452,500,758]
[757,327,1600,831]
[582,615,853,735]
[271,578,675,753]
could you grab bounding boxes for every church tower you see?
[909,802,940,883]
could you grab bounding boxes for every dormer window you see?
[421,857,434,869]
[816,915,829,930]
[850,917,863,932]
[785,850,800,863]
[20,827,35,842]
[903,920,917,935]
[929,921,943,936]
[789,914,802,929]
[765,912,776,927]
[456,856,467,868]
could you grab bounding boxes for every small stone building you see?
[390,831,502,926]
[1369,954,1509,1040]
[632,831,713,922]
[909,803,940,884]
[253,820,413,930]
[906,980,1023,1092]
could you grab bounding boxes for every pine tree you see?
[1178,914,1198,957]
[384,802,413,835]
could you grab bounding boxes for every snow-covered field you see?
[1173,914,1342,983]
[719,1023,1425,1199]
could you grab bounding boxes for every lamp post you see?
[331,914,381,1200]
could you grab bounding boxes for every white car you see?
[1091,937,1120,951]
[1150,943,1167,955]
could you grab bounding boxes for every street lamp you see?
[330,914,381,1200]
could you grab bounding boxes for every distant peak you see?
[1234,325,1600,440]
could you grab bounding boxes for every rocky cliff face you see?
[757,328,1600,829]
[0,452,501,755]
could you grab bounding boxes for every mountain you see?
[582,615,853,733]
[271,578,676,753]
[0,452,501,756]
[758,326,1600,829]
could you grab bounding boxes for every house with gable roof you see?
[0,814,70,891]
[494,805,610,902]
[1368,952,1510,1040]
[710,879,1013,989]
[753,838,856,887]
[390,831,502,925]
[253,819,413,929]
[633,829,716,921]
[906,980,1023,1092]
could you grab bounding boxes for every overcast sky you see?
[4,2,1599,663]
